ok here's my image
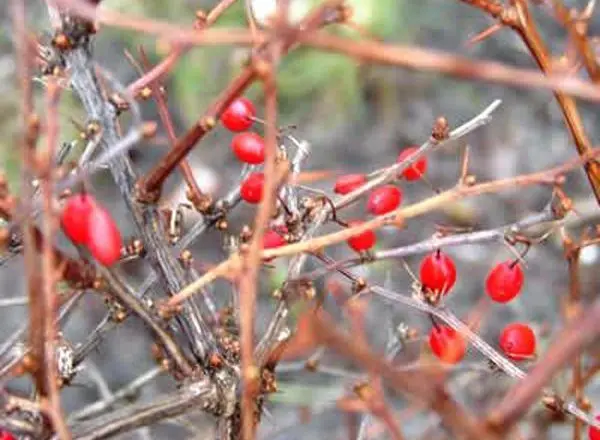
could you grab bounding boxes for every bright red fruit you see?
[397,147,427,181]
[0,430,16,440]
[61,193,97,244]
[240,172,264,204]
[588,415,600,440]
[263,228,287,250]
[262,228,287,262]
[499,323,536,361]
[334,174,367,195]
[485,260,524,303]
[86,205,122,266]
[346,220,376,252]
[366,185,402,215]
[221,97,255,132]
[231,132,265,164]
[420,250,457,295]
[429,325,466,364]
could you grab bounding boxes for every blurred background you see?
[1,0,600,438]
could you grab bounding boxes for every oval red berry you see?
[86,205,122,266]
[429,325,466,364]
[420,250,457,295]
[221,97,255,132]
[366,185,402,215]
[262,227,287,262]
[499,322,536,361]
[334,174,367,195]
[0,430,16,440]
[263,229,287,249]
[346,220,376,252]
[231,132,265,164]
[240,172,265,204]
[397,147,427,181]
[588,415,600,440]
[61,193,97,244]
[485,261,524,303]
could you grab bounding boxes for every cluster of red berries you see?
[343,147,427,252]
[61,193,123,266]
[419,249,535,364]
[220,97,271,205]
[220,98,290,258]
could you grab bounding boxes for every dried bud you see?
[201,116,216,131]
[432,116,449,141]
[52,33,72,51]
[142,121,158,139]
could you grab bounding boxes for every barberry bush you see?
[2,0,600,439]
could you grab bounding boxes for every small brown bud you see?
[432,116,449,141]
[139,87,152,100]
[216,218,228,230]
[141,121,157,139]
[21,354,37,373]
[179,249,193,268]
[253,59,271,79]
[209,352,223,369]
[52,33,72,50]
[305,358,318,372]
[201,116,216,131]
[109,93,129,112]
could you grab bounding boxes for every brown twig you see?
[301,31,600,102]
[137,48,210,212]
[39,79,71,440]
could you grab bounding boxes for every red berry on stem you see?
[263,229,287,250]
[420,250,457,295]
[221,97,255,132]
[397,146,427,181]
[86,204,122,266]
[346,220,376,252]
[588,415,600,440]
[240,172,264,204]
[366,185,402,215]
[61,193,96,244]
[485,260,524,303]
[0,430,15,440]
[262,228,287,261]
[429,325,466,364]
[334,174,367,195]
[499,322,536,361]
[231,132,265,164]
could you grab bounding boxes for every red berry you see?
[240,172,264,204]
[346,220,376,252]
[429,325,466,364]
[263,228,287,250]
[485,260,524,303]
[366,185,402,215]
[221,97,255,132]
[262,227,287,262]
[0,430,16,440]
[420,250,457,295]
[61,193,96,244]
[588,415,600,440]
[334,174,367,195]
[397,147,427,181]
[231,132,265,164]
[499,322,536,361]
[86,204,122,266]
